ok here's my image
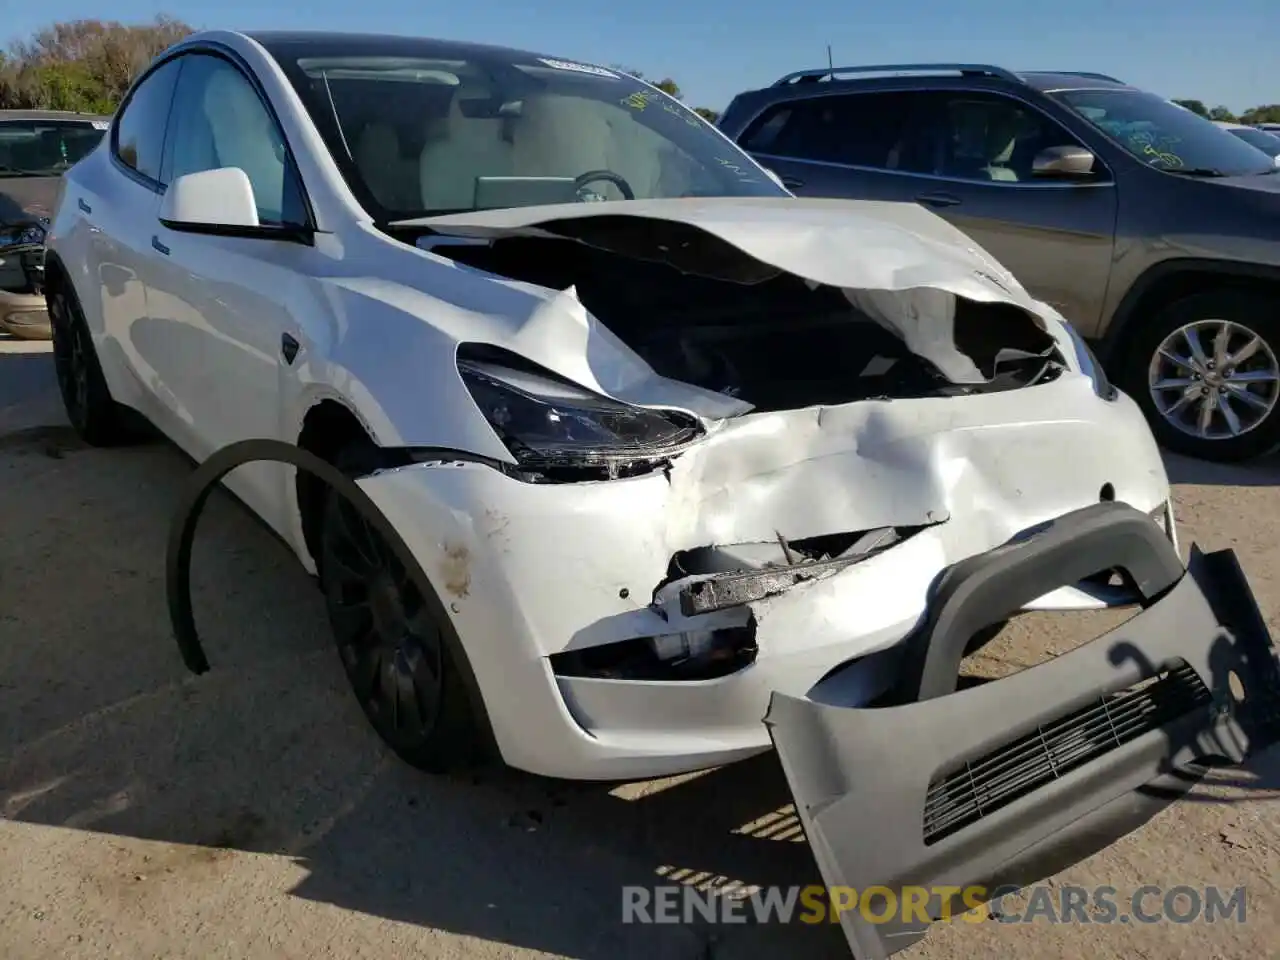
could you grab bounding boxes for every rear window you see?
[1227,127,1280,157]
[738,92,918,169]
[0,120,106,177]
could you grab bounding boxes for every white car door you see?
[67,57,183,414]
[141,51,313,532]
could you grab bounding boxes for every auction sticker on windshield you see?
[536,58,619,79]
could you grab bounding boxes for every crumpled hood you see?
[334,195,1084,469]
[412,196,1032,305]
[408,196,1066,385]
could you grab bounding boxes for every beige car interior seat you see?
[419,86,515,211]
[354,121,421,209]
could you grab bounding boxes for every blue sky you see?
[7,0,1278,112]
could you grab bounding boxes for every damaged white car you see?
[45,30,1280,958]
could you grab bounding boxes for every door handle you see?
[151,235,170,256]
[77,197,92,215]
[780,175,805,189]
[916,191,961,208]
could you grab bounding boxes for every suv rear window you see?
[739,92,918,169]
[0,120,105,176]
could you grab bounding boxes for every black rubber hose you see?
[167,439,383,674]
[166,437,500,762]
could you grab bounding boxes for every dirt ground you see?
[2,337,1279,960]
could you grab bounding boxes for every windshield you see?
[278,54,785,218]
[1227,127,1280,158]
[1051,89,1276,176]
[0,120,106,177]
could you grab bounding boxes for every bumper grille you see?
[922,662,1211,845]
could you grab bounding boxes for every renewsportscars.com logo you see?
[622,883,1248,926]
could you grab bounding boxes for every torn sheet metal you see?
[677,529,909,616]
[325,196,1077,461]
[499,282,755,419]
[404,197,1030,306]
[403,196,1049,383]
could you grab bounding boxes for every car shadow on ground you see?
[1163,449,1280,487]
[0,435,853,959]
[0,341,58,426]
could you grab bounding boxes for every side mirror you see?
[1031,145,1097,179]
[159,167,260,231]
[158,167,313,244]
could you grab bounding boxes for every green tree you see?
[1208,105,1238,123]
[1240,104,1280,125]
[650,77,681,98]
[611,66,718,124]
[0,16,193,111]
[1172,98,1208,117]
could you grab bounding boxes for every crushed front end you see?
[330,200,1199,781]
[357,362,1176,781]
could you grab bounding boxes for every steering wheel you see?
[574,169,635,201]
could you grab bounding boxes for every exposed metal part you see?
[678,525,915,616]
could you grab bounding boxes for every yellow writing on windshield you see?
[715,156,761,182]
[663,101,702,127]
[1141,142,1184,168]
[621,90,703,126]
[1127,129,1184,169]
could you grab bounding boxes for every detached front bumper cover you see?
[766,501,1280,960]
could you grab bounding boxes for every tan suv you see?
[720,65,1280,462]
[1,110,108,340]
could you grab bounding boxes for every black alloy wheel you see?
[320,490,447,748]
[48,285,134,445]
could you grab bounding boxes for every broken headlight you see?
[458,358,704,477]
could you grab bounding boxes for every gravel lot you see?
[2,337,1279,959]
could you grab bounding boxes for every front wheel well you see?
[1105,267,1280,368]
[295,400,406,567]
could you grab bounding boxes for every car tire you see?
[47,284,137,446]
[1119,289,1280,463]
[319,443,493,774]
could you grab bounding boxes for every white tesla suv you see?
[43,30,1280,957]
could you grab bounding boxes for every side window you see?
[919,92,1098,184]
[113,58,183,182]
[738,92,919,171]
[165,53,308,226]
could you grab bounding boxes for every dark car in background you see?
[0,110,108,339]
[719,65,1280,462]
[1215,120,1280,162]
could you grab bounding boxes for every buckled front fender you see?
[765,501,1280,960]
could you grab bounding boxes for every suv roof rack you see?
[1032,70,1125,83]
[772,63,1022,87]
